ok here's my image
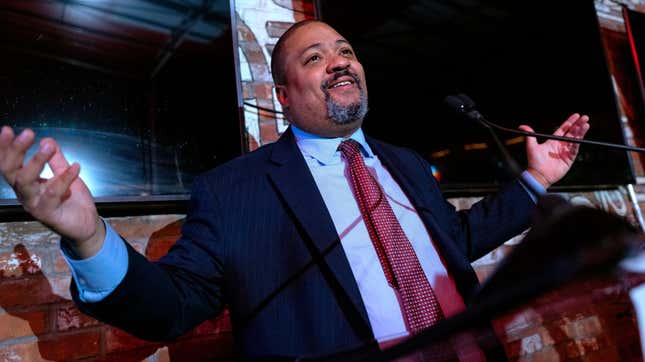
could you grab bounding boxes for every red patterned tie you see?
[339,139,445,334]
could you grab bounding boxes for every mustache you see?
[321,70,362,90]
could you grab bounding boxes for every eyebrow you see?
[299,39,350,57]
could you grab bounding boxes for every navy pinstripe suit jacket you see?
[72,127,534,359]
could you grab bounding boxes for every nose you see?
[326,53,350,73]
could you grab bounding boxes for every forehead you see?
[282,22,347,56]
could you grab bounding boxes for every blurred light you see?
[430,165,441,181]
[39,150,97,194]
[505,136,524,145]
[431,149,451,159]
[464,143,488,151]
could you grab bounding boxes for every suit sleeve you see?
[411,150,535,261]
[72,175,226,341]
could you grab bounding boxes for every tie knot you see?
[338,139,362,160]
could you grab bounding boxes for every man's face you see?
[276,22,368,138]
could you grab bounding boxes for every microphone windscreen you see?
[456,94,476,109]
[443,95,469,113]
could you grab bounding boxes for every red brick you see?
[95,347,161,362]
[0,221,59,248]
[502,339,521,359]
[560,316,602,339]
[253,82,274,100]
[237,25,254,43]
[105,326,163,353]
[0,275,66,308]
[265,21,292,38]
[273,0,314,15]
[563,340,584,358]
[167,334,234,362]
[153,346,171,362]
[0,308,47,339]
[148,219,182,239]
[578,336,606,353]
[250,63,271,82]
[37,329,101,361]
[583,345,621,362]
[527,346,560,362]
[49,275,72,300]
[242,82,253,99]
[107,215,184,240]
[0,246,43,278]
[0,340,46,361]
[244,46,267,66]
[56,303,101,331]
[259,120,280,143]
[53,250,70,274]
[247,132,259,151]
[181,312,232,338]
[127,239,148,255]
[144,237,177,261]
[144,220,182,261]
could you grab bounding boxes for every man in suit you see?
[0,20,589,359]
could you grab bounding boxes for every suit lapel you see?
[267,129,372,338]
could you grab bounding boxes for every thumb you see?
[41,138,70,176]
[519,125,538,149]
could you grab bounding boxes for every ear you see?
[275,85,289,107]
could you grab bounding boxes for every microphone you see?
[444,94,530,193]
[444,94,489,130]
[445,93,645,153]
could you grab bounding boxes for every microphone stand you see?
[445,93,645,199]
[449,93,645,153]
[479,113,645,152]
[464,109,535,194]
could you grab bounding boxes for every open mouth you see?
[323,72,360,91]
[329,80,354,89]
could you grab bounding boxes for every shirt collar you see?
[291,124,375,165]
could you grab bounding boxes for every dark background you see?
[317,0,635,194]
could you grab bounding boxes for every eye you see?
[341,48,354,56]
[305,54,320,64]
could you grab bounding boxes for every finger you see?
[12,141,56,201]
[0,126,15,153]
[1,129,36,184]
[566,115,590,139]
[519,125,538,148]
[0,126,15,175]
[14,141,56,190]
[43,138,71,175]
[39,162,80,211]
[553,113,580,137]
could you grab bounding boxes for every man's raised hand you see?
[0,126,104,258]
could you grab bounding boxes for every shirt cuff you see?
[519,170,547,203]
[60,219,128,303]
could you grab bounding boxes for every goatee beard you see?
[320,69,369,125]
[325,92,368,125]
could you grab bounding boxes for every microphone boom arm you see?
[482,115,645,153]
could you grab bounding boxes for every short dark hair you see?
[270,19,324,86]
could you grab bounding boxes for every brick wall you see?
[0,216,233,362]
[237,0,315,150]
[0,1,643,361]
